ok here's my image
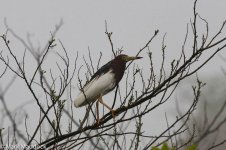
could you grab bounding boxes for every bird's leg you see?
[96,101,100,124]
[98,96,116,118]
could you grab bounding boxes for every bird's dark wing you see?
[89,60,112,82]
[81,61,112,90]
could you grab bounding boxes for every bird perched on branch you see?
[74,54,142,123]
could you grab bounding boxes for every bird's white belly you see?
[74,71,116,107]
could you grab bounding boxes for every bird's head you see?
[115,54,142,63]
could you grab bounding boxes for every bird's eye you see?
[122,56,127,61]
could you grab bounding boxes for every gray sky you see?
[0,0,226,147]
[1,0,225,70]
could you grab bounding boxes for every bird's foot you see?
[111,109,117,118]
[94,118,101,126]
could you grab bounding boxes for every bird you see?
[74,54,142,122]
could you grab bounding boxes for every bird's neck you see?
[111,60,126,84]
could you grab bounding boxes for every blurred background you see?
[0,0,226,149]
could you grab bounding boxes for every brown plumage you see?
[74,54,142,115]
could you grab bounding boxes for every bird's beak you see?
[126,56,142,62]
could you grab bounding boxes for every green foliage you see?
[151,143,197,150]
[151,143,174,150]
[186,144,197,150]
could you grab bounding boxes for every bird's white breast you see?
[74,70,116,107]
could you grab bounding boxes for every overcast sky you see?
[0,0,226,146]
[1,0,225,70]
